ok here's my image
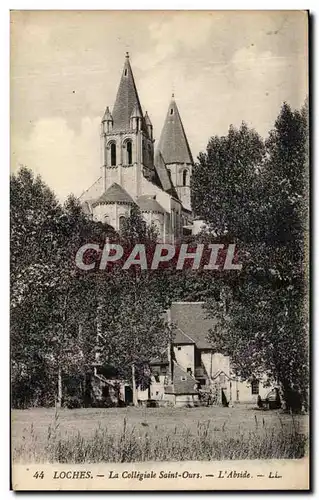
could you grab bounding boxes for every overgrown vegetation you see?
[12,409,307,463]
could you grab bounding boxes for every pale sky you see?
[11,10,308,201]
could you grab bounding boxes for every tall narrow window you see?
[126,141,132,165]
[251,379,259,395]
[110,143,116,166]
[119,216,126,233]
[182,169,188,187]
[148,144,153,165]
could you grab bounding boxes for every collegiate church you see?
[79,53,194,242]
[82,54,274,408]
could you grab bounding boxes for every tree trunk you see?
[132,363,138,406]
[57,366,62,408]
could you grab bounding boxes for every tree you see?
[206,102,309,410]
[10,168,113,407]
[95,205,170,399]
[191,123,265,242]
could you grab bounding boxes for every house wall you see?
[175,394,199,407]
[236,379,271,404]
[150,382,165,400]
[93,202,132,230]
[137,387,149,401]
[173,345,195,374]
[200,351,230,379]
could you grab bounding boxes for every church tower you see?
[100,52,154,198]
[157,95,194,211]
[81,54,194,240]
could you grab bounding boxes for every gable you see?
[170,302,217,349]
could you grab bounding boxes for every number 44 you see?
[33,471,44,479]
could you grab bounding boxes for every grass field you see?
[11,406,308,463]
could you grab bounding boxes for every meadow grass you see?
[12,406,307,463]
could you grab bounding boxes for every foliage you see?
[191,122,265,242]
[205,102,309,408]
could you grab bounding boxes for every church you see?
[79,53,194,242]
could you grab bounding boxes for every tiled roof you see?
[112,54,148,134]
[137,195,166,214]
[170,302,217,349]
[154,150,172,191]
[79,176,103,204]
[93,183,135,206]
[165,362,198,395]
[157,96,194,165]
[172,327,195,345]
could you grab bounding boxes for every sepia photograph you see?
[10,10,309,491]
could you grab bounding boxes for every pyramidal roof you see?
[92,183,134,206]
[112,53,146,133]
[157,95,194,165]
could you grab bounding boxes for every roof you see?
[81,201,92,215]
[172,327,195,345]
[137,195,166,214]
[112,54,148,134]
[144,111,152,127]
[102,106,113,123]
[165,362,198,395]
[93,183,135,206]
[154,150,174,192]
[170,302,217,349]
[157,95,194,165]
[79,176,103,204]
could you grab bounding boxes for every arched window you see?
[182,169,188,187]
[126,141,132,165]
[110,143,116,166]
[119,216,126,233]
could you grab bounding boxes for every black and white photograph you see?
[10,10,309,491]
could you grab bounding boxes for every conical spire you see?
[130,103,142,119]
[112,53,144,132]
[144,111,153,139]
[102,106,113,123]
[157,95,193,164]
[144,111,152,127]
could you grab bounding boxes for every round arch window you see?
[126,141,132,165]
[110,143,116,166]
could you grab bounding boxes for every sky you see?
[11,10,308,201]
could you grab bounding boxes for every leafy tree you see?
[191,123,265,242]
[206,102,309,410]
[10,168,113,407]
[95,205,170,398]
